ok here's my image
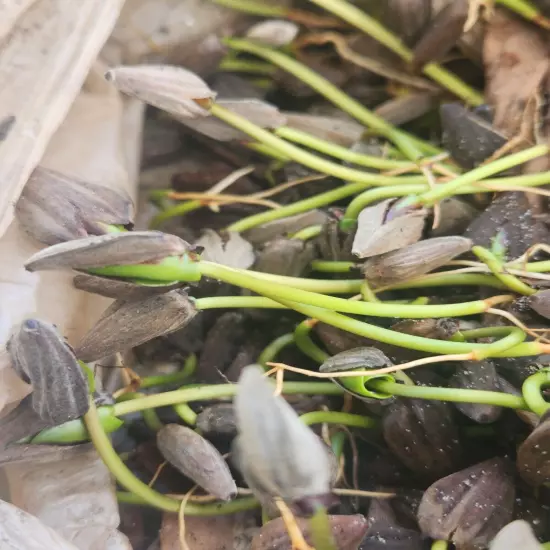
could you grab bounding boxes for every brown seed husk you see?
[7,319,89,425]
[25,231,192,272]
[418,458,515,549]
[251,514,368,550]
[72,273,184,301]
[196,403,238,438]
[528,289,550,319]
[105,65,216,119]
[75,290,197,361]
[362,236,472,287]
[156,423,237,501]
[16,166,134,246]
[352,199,427,259]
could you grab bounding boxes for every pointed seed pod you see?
[352,199,427,259]
[24,231,192,272]
[16,167,134,246]
[528,289,550,319]
[449,361,503,423]
[418,458,516,549]
[320,347,395,402]
[105,65,216,119]
[383,399,461,479]
[75,290,197,362]
[7,319,89,425]
[233,366,333,509]
[73,273,184,301]
[489,520,541,550]
[517,409,550,486]
[157,424,237,501]
[362,236,472,287]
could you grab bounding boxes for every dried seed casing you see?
[7,319,89,425]
[390,318,459,340]
[517,410,550,486]
[528,289,550,319]
[362,236,472,287]
[75,290,197,362]
[24,231,193,272]
[156,424,237,501]
[418,458,515,549]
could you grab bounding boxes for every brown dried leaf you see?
[75,290,197,361]
[25,231,191,271]
[157,424,237,501]
[251,515,368,550]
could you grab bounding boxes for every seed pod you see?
[73,273,184,301]
[178,99,287,141]
[362,236,472,287]
[430,197,479,237]
[383,399,461,479]
[24,231,192,272]
[320,347,395,402]
[490,520,541,550]
[517,410,550,486]
[7,319,89,425]
[391,318,459,340]
[233,366,333,508]
[252,238,315,278]
[352,199,427,259]
[363,498,426,550]
[251,514,368,550]
[441,103,508,170]
[449,361,503,423]
[411,0,468,71]
[418,458,516,549]
[244,210,329,246]
[196,404,237,438]
[528,289,550,319]
[384,0,431,46]
[246,19,299,47]
[16,167,134,246]
[75,290,197,362]
[156,424,237,501]
[194,230,254,269]
[105,65,216,119]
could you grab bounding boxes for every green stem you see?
[290,224,323,241]
[382,273,507,291]
[212,0,287,16]
[140,354,197,388]
[112,382,344,417]
[258,333,295,366]
[522,369,550,416]
[218,57,277,75]
[210,104,428,185]
[117,491,259,514]
[310,506,337,550]
[371,380,528,410]
[117,393,163,431]
[300,410,377,429]
[472,246,536,296]
[275,126,415,171]
[197,296,286,310]
[198,261,504,319]
[174,402,198,425]
[224,38,436,159]
[431,541,449,550]
[305,0,483,106]
[310,261,357,274]
[497,0,550,28]
[151,199,202,228]
[295,321,329,363]
[401,145,550,207]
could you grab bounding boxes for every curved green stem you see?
[258,333,295,366]
[310,506,337,550]
[173,402,198,425]
[151,199,202,228]
[117,393,163,431]
[112,382,344,417]
[210,104,428,185]
[301,410,377,429]
[219,57,277,75]
[224,38,435,159]
[140,354,197,389]
[290,224,323,241]
[295,320,330,363]
[472,246,536,296]
[381,273,507,291]
[197,296,286,310]
[305,0,483,106]
[212,0,287,16]
[275,126,416,171]
[370,380,528,410]
[522,369,550,416]
[117,491,260,514]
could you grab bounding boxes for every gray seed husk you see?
[75,290,197,361]
[24,231,192,272]
[7,319,89,425]
[157,424,237,501]
[362,236,472,287]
